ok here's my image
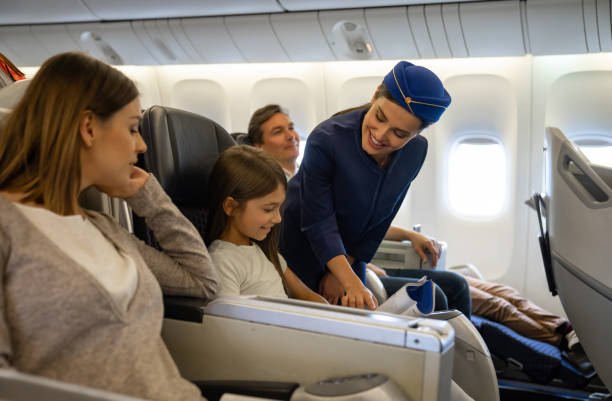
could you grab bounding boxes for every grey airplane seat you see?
[365,249,499,401]
[230,132,251,145]
[136,105,456,401]
[536,127,612,393]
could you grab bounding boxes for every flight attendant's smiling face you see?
[361,95,423,165]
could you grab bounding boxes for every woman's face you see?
[361,96,423,165]
[81,98,146,191]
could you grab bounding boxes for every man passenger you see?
[247,104,300,179]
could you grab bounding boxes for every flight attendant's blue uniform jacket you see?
[280,108,428,291]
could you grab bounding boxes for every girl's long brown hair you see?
[206,145,289,292]
[0,52,138,215]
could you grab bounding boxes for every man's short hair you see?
[247,104,287,145]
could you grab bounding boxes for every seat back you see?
[136,105,235,243]
[545,126,612,392]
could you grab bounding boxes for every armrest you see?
[423,310,462,321]
[163,295,208,322]
[193,380,299,401]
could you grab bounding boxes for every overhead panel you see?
[225,15,290,62]
[133,20,197,64]
[0,0,97,25]
[424,4,452,58]
[67,22,158,65]
[527,0,587,55]
[597,0,612,52]
[82,0,283,20]
[407,6,436,58]
[0,26,53,67]
[319,9,379,60]
[365,7,420,60]
[279,0,482,11]
[180,18,245,64]
[30,25,82,57]
[270,12,335,62]
[460,0,525,57]
[168,20,205,64]
[583,0,601,52]
[441,3,468,58]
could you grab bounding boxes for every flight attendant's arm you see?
[385,226,442,267]
[297,132,378,310]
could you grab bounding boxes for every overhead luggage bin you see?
[67,22,158,65]
[407,6,436,59]
[179,17,246,64]
[0,26,54,67]
[270,12,336,62]
[225,15,291,63]
[527,0,588,55]
[460,0,526,57]
[441,3,469,58]
[162,296,454,401]
[365,7,420,60]
[543,127,612,392]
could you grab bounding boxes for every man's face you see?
[255,113,300,165]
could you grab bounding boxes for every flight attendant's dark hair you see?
[332,83,431,131]
[205,145,289,292]
[0,52,138,215]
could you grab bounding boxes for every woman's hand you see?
[341,283,378,310]
[406,231,442,267]
[96,166,150,199]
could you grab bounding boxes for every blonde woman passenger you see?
[0,52,219,400]
[206,145,327,304]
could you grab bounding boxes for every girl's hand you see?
[319,272,345,305]
[407,231,442,267]
[96,166,150,199]
[341,283,378,310]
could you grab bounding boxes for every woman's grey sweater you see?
[0,176,219,400]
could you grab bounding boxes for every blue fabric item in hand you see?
[407,278,435,314]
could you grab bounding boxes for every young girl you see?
[206,145,326,304]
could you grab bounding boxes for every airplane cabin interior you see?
[1,0,611,400]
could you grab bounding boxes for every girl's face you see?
[361,96,423,165]
[81,98,146,191]
[226,184,285,245]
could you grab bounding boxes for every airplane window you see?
[573,137,612,168]
[297,139,307,165]
[448,136,506,218]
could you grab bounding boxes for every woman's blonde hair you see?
[206,145,289,292]
[0,52,138,215]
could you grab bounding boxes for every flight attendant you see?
[280,61,468,312]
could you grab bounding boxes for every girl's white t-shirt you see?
[14,203,139,311]
[208,239,288,299]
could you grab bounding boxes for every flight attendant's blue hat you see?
[383,61,451,123]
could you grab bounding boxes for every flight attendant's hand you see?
[407,232,442,267]
[342,283,378,310]
[96,166,150,199]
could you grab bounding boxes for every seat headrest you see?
[230,132,252,145]
[139,106,235,206]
